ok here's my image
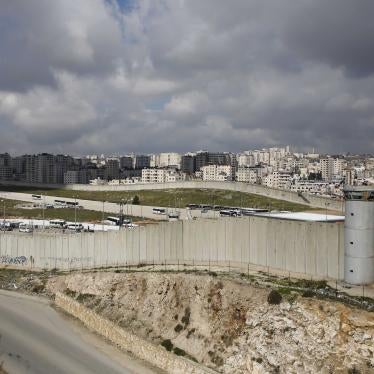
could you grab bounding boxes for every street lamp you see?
[74,195,77,227]
[119,198,124,228]
[1,200,5,231]
[102,200,105,232]
[42,194,45,230]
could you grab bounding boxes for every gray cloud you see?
[0,0,373,155]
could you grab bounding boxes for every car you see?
[66,223,84,232]
[19,223,33,233]
[0,223,13,231]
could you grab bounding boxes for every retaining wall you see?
[55,293,214,374]
[0,180,344,211]
[0,216,344,280]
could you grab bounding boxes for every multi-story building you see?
[201,165,232,182]
[105,158,120,181]
[195,151,233,171]
[0,153,12,180]
[155,153,181,169]
[141,168,181,183]
[236,167,258,183]
[264,171,292,189]
[237,153,255,167]
[134,155,151,169]
[63,170,89,184]
[120,156,133,170]
[320,158,344,181]
[181,154,196,174]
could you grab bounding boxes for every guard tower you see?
[344,186,374,285]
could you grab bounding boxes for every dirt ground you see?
[46,271,374,374]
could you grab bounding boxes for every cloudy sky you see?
[0,0,373,155]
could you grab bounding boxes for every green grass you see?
[0,186,311,211]
[0,198,136,222]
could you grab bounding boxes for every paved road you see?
[0,291,155,374]
[0,191,219,221]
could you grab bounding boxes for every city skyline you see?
[0,1,373,155]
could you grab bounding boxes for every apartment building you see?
[141,168,182,183]
[134,155,151,169]
[201,165,232,181]
[320,158,344,181]
[105,158,120,180]
[155,153,181,169]
[0,153,12,180]
[236,167,258,183]
[120,156,133,169]
[264,171,292,189]
[181,154,195,174]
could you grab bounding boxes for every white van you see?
[19,223,33,233]
[66,223,84,232]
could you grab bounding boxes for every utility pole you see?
[1,200,4,231]
[74,196,77,228]
[102,200,105,232]
[119,198,124,228]
[42,194,45,230]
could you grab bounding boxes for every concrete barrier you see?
[55,292,215,374]
[0,216,345,281]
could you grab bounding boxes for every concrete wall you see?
[0,216,344,280]
[55,293,214,374]
[0,180,344,211]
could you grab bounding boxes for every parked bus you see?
[54,199,66,207]
[49,219,66,228]
[65,201,79,207]
[105,216,131,226]
[32,194,42,200]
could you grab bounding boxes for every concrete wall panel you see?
[0,216,345,281]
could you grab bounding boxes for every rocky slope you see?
[47,272,374,373]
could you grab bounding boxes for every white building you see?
[320,158,344,181]
[141,168,182,183]
[236,167,258,183]
[264,171,292,189]
[290,180,330,194]
[201,165,232,182]
[155,153,181,169]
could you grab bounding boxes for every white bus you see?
[32,194,42,200]
[49,219,66,228]
[105,216,131,226]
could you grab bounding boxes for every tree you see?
[132,195,140,205]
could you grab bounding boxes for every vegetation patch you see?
[0,186,312,212]
[267,290,282,305]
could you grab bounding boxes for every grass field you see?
[0,186,311,212]
[0,198,137,222]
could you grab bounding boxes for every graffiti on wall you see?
[41,256,93,265]
[0,255,28,265]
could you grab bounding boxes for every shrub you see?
[174,324,183,333]
[173,347,187,357]
[181,307,191,326]
[161,339,173,351]
[267,290,282,305]
[132,195,140,205]
[302,290,315,298]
